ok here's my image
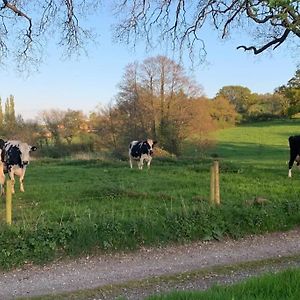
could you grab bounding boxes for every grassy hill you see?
[214,119,300,164]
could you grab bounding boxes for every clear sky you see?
[0,6,299,121]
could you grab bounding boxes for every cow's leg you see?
[0,163,5,196]
[147,157,152,169]
[9,172,15,194]
[19,169,26,192]
[19,177,25,192]
[129,156,133,169]
[296,155,300,169]
[138,157,143,170]
[288,150,297,178]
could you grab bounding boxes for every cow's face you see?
[146,139,157,156]
[18,143,37,165]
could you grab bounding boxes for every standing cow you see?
[0,139,37,193]
[288,135,300,178]
[129,139,157,169]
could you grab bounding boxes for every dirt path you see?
[1,228,300,299]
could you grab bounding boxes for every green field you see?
[147,268,300,300]
[0,119,300,269]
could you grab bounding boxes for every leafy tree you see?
[210,96,240,126]
[61,110,86,145]
[247,93,287,120]
[217,86,255,116]
[115,56,204,154]
[276,68,300,116]
[116,62,152,142]
[89,104,125,156]
[40,109,65,145]
[4,95,17,132]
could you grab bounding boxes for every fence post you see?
[213,160,220,205]
[210,165,215,204]
[6,180,12,225]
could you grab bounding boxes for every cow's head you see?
[146,139,157,156]
[17,143,37,166]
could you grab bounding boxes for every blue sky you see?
[0,7,298,120]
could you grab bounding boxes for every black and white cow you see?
[0,139,37,193]
[288,135,300,178]
[129,139,157,169]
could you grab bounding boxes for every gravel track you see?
[0,228,300,299]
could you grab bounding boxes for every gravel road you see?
[1,228,300,299]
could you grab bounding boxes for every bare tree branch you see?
[0,0,101,69]
[113,0,300,57]
[237,28,291,54]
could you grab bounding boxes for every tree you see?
[275,68,300,116]
[61,110,86,145]
[4,94,17,132]
[113,0,299,55]
[246,93,287,119]
[217,86,255,115]
[89,104,125,155]
[1,1,298,69]
[0,1,100,68]
[115,55,204,154]
[40,109,65,145]
[210,96,240,126]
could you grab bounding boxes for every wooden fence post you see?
[6,180,12,225]
[213,160,220,205]
[210,165,215,204]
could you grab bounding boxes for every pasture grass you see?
[147,268,300,300]
[0,119,300,269]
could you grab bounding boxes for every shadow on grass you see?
[211,142,288,167]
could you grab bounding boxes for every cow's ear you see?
[31,146,37,152]
[153,140,157,146]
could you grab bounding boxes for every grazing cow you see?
[0,139,37,193]
[129,139,157,169]
[288,135,300,178]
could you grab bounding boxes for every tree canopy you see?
[0,0,299,68]
[113,0,300,56]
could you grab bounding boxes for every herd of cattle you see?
[0,135,298,195]
[0,138,157,195]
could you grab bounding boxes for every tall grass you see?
[147,268,300,300]
[0,120,300,269]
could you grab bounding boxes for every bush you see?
[36,143,94,159]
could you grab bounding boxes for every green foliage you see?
[276,68,300,117]
[269,0,296,8]
[217,85,254,115]
[36,143,93,158]
[158,118,182,155]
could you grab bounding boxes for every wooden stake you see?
[214,160,220,205]
[6,180,12,225]
[210,165,215,204]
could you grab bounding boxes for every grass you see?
[147,268,300,300]
[0,119,300,269]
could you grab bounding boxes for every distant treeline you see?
[1,57,299,157]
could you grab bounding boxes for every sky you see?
[0,6,299,121]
